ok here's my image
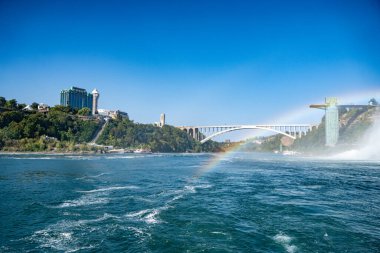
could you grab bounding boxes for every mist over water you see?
[331,116,380,161]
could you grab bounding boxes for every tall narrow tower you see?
[92,89,99,115]
[310,97,339,147]
[325,97,339,147]
[160,113,165,127]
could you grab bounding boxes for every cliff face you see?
[338,107,378,145]
[258,106,378,153]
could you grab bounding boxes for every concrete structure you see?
[310,97,378,147]
[60,86,93,111]
[324,97,339,147]
[160,113,165,127]
[92,89,99,115]
[178,124,313,144]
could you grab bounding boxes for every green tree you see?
[50,105,71,113]
[78,107,91,116]
[31,102,39,110]
[17,103,27,110]
[5,99,17,109]
[0,97,6,107]
[369,98,378,106]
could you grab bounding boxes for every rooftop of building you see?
[60,86,90,93]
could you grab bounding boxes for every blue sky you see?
[1,0,379,133]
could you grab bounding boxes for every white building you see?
[98,109,129,120]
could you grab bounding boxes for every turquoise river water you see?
[0,153,379,252]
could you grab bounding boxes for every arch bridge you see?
[178,124,314,144]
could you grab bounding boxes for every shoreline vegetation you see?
[0,96,377,154]
[0,96,222,153]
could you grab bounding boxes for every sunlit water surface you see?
[0,153,379,252]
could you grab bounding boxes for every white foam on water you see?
[127,226,145,235]
[211,231,227,235]
[55,195,109,208]
[77,185,139,193]
[184,185,196,193]
[76,172,110,180]
[27,213,120,251]
[60,232,72,240]
[124,182,210,224]
[91,172,109,177]
[273,232,298,253]
[171,194,184,201]
[125,209,151,218]
[10,157,54,160]
[80,213,120,224]
[125,207,167,224]
[30,222,78,252]
[196,184,213,189]
[104,156,136,159]
[63,212,81,216]
[145,209,162,224]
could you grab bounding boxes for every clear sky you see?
[1,0,379,132]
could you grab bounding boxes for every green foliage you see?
[31,102,39,110]
[0,97,6,107]
[17,103,26,110]
[97,119,221,152]
[0,97,100,151]
[50,105,71,113]
[293,123,325,151]
[78,107,91,116]
[0,96,220,153]
[0,111,24,128]
[5,99,17,109]
[369,98,378,106]
[259,134,283,151]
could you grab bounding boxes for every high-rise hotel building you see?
[60,86,93,111]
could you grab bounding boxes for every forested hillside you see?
[97,118,221,152]
[0,96,221,152]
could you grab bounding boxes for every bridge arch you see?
[200,126,296,144]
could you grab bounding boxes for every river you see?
[0,153,379,252]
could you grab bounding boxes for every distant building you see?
[92,89,99,115]
[38,103,50,113]
[98,109,129,120]
[155,113,166,127]
[160,113,165,127]
[60,86,93,111]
